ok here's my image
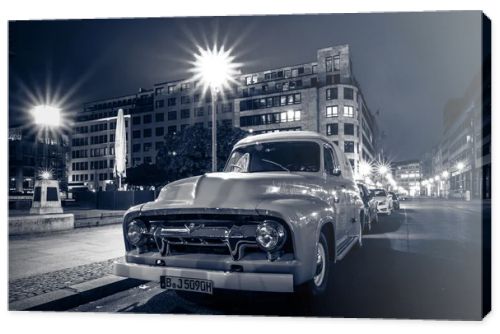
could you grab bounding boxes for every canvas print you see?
[8,11,491,320]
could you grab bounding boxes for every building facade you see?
[9,126,69,193]
[233,45,379,176]
[421,61,490,200]
[393,160,422,197]
[69,44,379,189]
[68,93,137,191]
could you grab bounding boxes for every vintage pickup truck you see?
[114,131,364,297]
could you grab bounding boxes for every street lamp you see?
[378,165,389,176]
[31,105,61,175]
[192,45,239,172]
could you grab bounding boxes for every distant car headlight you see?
[127,220,148,246]
[255,220,286,251]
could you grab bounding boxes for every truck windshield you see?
[224,141,320,173]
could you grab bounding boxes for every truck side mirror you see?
[331,167,342,176]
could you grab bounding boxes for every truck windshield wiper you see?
[261,159,290,172]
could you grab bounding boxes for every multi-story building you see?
[68,92,138,191]
[234,45,379,175]
[69,44,379,189]
[9,126,69,193]
[422,60,490,200]
[393,160,422,197]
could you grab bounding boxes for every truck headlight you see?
[127,220,148,246]
[256,220,286,251]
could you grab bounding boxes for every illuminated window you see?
[343,106,354,117]
[326,106,338,117]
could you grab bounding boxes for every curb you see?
[9,275,146,311]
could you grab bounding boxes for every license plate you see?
[160,276,213,295]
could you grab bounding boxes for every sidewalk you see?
[9,223,125,303]
[9,208,126,230]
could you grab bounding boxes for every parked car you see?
[388,191,400,210]
[370,188,393,215]
[357,183,378,230]
[114,131,364,298]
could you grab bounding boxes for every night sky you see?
[9,11,482,161]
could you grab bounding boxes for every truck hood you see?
[140,172,327,212]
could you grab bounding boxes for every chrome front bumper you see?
[113,260,294,293]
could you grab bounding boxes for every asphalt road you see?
[72,198,487,320]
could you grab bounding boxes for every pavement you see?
[9,223,127,307]
[70,198,488,320]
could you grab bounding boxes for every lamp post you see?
[29,104,64,215]
[31,105,61,176]
[192,45,239,172]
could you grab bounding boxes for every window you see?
[168,125,177,134]
[326,106,338,117]
[280,110,301,123]
[143,143,152,152]
[333,74,340,84]
[326,123,338,136]
[311,77,318,86]
[155,127,164,136]
[132,116,141,125]
[325,56,333,72]
[155,113,164,122]
[344,123,355,135]
[167,85,175,94]
[291,68,299,77]
[326,75,333,85]
[246,76,252,85]
[224,141,320,173]
[143,129,152,138]
[252,74,258,84]
[155,100,164,108]
[167,97,176,106]
[143,114,152,124]
[155,141,164,150]
[312,64,318,73]
[180,82,190,91]
[195,107,204,117]
[333,55,340,71]
[326,88,338,100]
[343,106,354,117]
[132,130,141,139]
[133,144,141,152]
[181,109,190,119]
[144,157,152,164]
[155,87,165,95]
[193,94,200,102]
[168,111,177,120]
[323,146,336,174]
[344,141,355,153]
[181,96,191,104]
[344,87,354,100]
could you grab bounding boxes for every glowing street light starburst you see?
[190,44,241,93]
[358,160,373,178]
[31,105,61,127]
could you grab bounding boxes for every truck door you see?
[323,144,349,246]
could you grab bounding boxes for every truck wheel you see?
[297,232,332,298]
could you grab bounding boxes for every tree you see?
[125,163,168,188]
[156,123,248,182]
